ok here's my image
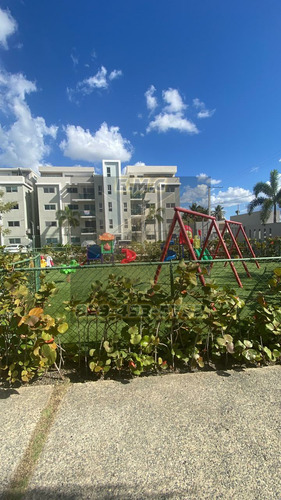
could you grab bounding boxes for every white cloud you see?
[134,161,146,166]
[197,109,215,119]
[0,8,17,49]
[68,65,122,101]
[163,88,186,113]
[0,71,57,169]
[211,187,254,208]
[145,85,157,112]
[192,97,215,119]
[195,173,221,186]
[147,112,198,134]
[109,69,122,81]
[250,166,259,173]
[80,66,108,92]
[70,50,79,68]
[181,182,253,209]
[193,98,204,109]
[60,122,133,162]
[146,87,199,134]
[181,183,208,207]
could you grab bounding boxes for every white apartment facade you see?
[0,162,180,247]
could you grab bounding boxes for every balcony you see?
[71,194,95,201]
[79,210,96,217]
[132,225,142,232]
[81,227,96,234]
[131,207,142,216]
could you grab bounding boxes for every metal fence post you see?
[169,261,174,298]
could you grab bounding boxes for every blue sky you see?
[1,0,281,218]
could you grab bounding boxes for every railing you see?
[81,228,96,234]
[79,210,95,216]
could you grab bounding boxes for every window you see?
[264,227,267,238]
[166,186,175,192]
[108,185,112,195]
[67,187,78,193]
[166,203,175,208]
[108,202,112,212]
[43,187,55,193]
[146,203,155,209]
[99,202,103,212]
[109,219,113,229]
[84,204,95,211]
[9,238,21,244]
[45,204,56,210]
[85,220,95,228]
[6,186,18,192]
[12,203,19,209]
[124,219,128,229]
[98,185,102,195]
[107,167,111,177]
[147,234,155,240]
[83,187,94,196]
[253,229,256,238]
[124,202,128,212]
[8,221,20,227]
[71,237,80,243]
[45,221,57,227]
[123,185,127,195]
[99,220,104,229]
[46,238,58,244]
[68,204,78,210]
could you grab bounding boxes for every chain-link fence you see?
[1,256,281,348]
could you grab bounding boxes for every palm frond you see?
[247,196,267,214]
[253,182,272,198]
[260,199,273,224]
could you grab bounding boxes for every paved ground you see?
[1,366,281,499]
[0,385,52,497]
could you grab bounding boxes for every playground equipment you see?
[155,207,259,288]
[121,248,137,264]
[87,244,102,263]
[161,240,177,262]
[99,232,115,263]
[60,259,79,275]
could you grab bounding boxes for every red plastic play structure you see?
[154,207,259,288]
[121,248,137,264]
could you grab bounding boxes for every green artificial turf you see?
[41,259,278,345]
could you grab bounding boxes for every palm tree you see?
[145,206,165,241]
[56,206,80,244]
[248,169,281,223]
[212,205,225,220]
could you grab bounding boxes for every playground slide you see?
[194,248,213,260]
[121,248,137,264]
[164,250,177,261]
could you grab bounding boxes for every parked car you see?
[3,244,28,254]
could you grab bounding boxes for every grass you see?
[38,258,280,346]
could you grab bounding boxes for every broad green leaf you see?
[57,322,68,334]
[130,334,142,345]
[217,337,226,346]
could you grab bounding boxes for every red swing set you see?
[154,207,260,288]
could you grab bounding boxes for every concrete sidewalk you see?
[1,366,281,499]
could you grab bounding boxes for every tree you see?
[145,206,165,241]
[248,169,281,223]
[0,190,17,245]
[56,206,80,244]
[212,205,225,220]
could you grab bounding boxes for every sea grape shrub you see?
[0,271,68,383]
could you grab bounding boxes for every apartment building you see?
[0,168,38,246]
[0,162,180,246]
